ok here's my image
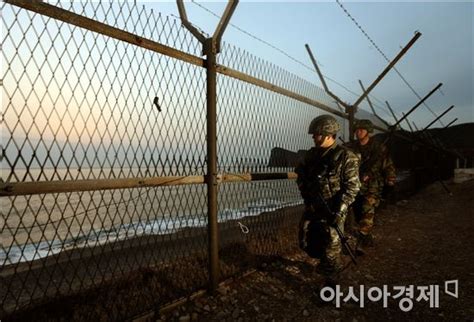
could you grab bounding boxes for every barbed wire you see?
[186,0,396,119]
[335,0,444,126]
[189,0,317,72]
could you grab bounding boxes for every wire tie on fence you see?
[238,221,249,234]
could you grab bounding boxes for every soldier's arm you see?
[295,156,311,206]
[295,170,304,192]
[337,150,361,213]
[295,159,305,190]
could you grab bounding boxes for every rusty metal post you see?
[402,112,415,132]
[353,32,421,109]
[386,101,414,133]
[305,44,329,93]
[205,44,219,292]
[357,79,390,127]
[357,80,376,114]
[422,105,455,131]
[305,44,354,140]
[392,110,443,157]
[306,33,423,143]
[393,83,443,128]
[384,101,399,124]
[444,118,458,128]
[397,111,416,171]
[177,0,238,293]
[381,97,446,155]
[305,44,351,109]
[347,105,356,142]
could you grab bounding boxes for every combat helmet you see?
[354,119,374,133]
[308,114,340,136]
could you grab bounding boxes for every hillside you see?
[268,123,474,170]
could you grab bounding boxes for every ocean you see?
[1,167,302,266]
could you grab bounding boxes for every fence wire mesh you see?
[1,1,347,319]
[219,42,341,111]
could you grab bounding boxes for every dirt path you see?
[160,180,474,321]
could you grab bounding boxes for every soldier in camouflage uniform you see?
[347,119,396,249]
[296,115,360,278]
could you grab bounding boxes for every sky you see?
[144,0,473,129]
[1,0,473,173]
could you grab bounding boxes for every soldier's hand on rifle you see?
[331,211,345,227]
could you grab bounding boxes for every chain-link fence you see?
[0,1,350,319]
[1,1,458,320]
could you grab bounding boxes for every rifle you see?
[313,186,357,265]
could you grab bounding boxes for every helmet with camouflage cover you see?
[354,119,374,133]
[308,114,340,136]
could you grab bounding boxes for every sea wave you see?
[0,198,303,265]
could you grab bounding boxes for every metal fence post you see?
[357,80,390,128]
[206,42,220,292]
[177,0,238,293]
[347,105,356,142]
[444,118,458,128]
[384,101,399,125]
[305,32,422,142]
[421,105,455,131]
[352,32,421,109]
[305,44,355,141]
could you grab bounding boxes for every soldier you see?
[347,119,396,251]
[296,115,360,281]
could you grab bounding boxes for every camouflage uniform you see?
[347,120,396,238]
[296,115,360,276]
